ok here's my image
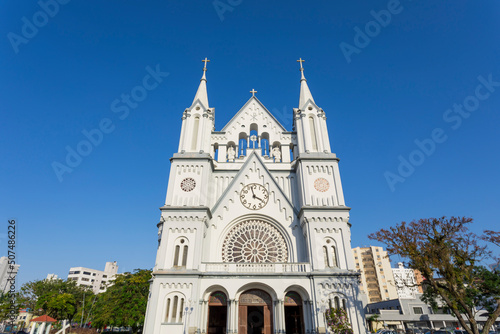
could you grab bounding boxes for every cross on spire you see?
[250,89,257,97]
[202,58,210,71]
[297,58,305,70]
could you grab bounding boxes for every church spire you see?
[297,58,315,109]
[192,58,210,108]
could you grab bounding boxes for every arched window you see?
[309,116,318,152]
[191,116,200,151]
[249,129,258,149]
[182,245,188,266]
[331,246,338,268]
[173,246,180,266]
[324,239,338,268]
[172,238,189,268]
[261,132,269,156]
[334,296,340,309]
[238,132,247,157]
[249,123,259,149]
[165,293,186,323]
[323,246,329,267]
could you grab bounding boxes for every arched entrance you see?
[284,292,304,334]
[238,289,273,334]
[207,291,227,334]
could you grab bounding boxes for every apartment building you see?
[352,246,398,303]
[67,261,118,294]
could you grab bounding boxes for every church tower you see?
[143,60,367,334]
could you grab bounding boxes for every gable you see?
[210,152,298,226]
[221,96,287,135]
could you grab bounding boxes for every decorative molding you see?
[160,282,193,289]
[314,227,340,234]
[167,227,197,233]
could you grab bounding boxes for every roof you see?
[31,315,57,322]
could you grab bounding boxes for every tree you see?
[366,314,381,333]
[368,217,500,334]
[18,278,91,321]
[92,269,151,333]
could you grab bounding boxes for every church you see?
[143,59,367,334]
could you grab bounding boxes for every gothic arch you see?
[217,214,295,263]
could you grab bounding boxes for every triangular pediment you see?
[221,96,288,135]
[211,151,297,225]
[301,99,320,111]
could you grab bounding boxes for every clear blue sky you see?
[1,0,499,286]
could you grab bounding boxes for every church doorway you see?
[284,292,304,334]
[238,289,273,334]
[207,291,227,334]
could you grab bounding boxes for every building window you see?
[173,238,189,267]
[103,275,107,278]
[182,245,188,266]
[413,307,423,314]
[173,245,180,266]
[83,271,91,275]
[309,116,318,151]
[323,247,329,267]
[334,296,340,309]
[191,116,200,151]
[165,294,185,323]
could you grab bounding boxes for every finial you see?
[250,89,257,97]
[297,58,305,71]
[297,58,306,80]
[202,58,210,71]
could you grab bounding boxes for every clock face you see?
[240,183,269,210]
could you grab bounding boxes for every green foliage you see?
[369,217,500,334]
[366,314,381,332]
[0,292,17,321]
[325,307,353,334]
[18,278,92,321]
[92,269,151,333]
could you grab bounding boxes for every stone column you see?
[303,301,311,333]
[279,299,286,333]
[233,300,239,333]
[273,300,280,334]
[218,144,227,162]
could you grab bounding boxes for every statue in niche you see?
[272,147,281,162]
[227,146,236,161]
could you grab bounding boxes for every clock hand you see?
[251,186,256,198]
[254,196,265,202]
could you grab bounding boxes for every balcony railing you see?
[200,262,310,273]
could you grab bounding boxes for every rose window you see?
[222,220,288,263]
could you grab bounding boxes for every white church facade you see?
[143,59,367,334]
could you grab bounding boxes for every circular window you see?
[222,220,288,263]
[314,177,330,192]
[180,178,196,192]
